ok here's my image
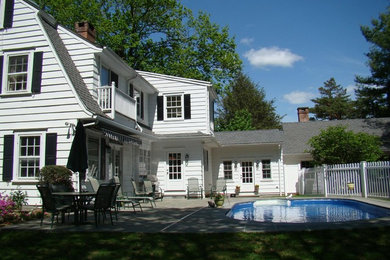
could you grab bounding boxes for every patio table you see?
[52,191,96,225]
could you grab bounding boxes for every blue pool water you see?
[226,199,390,223]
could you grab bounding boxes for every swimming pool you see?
[226,199,390,223]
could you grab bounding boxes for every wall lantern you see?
[234,160,238,169]
[65,122,76,139]
[185,153,189,166]
[256,160,260,169]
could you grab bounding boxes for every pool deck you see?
[2,196,390,233]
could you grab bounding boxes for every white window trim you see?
[13,131,46,181]
[164,94,184,121]
[1,50,34,95]
[0,0,5,29]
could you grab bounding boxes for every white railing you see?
[304,161,390,198]
[96,83,136,119]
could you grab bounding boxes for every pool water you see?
[226,199,390,223]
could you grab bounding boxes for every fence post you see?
[360,161,367,198]
[323,165,328,197]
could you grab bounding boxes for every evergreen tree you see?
[311,78,355,120]
[217,73,281,131]
[355,7,390,117]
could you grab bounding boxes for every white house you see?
[1,1,389,205]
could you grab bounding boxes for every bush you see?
[307,125,384,165]
[10,190,27,210]
[39,165,74,191]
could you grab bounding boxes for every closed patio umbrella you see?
[67,121,88,191]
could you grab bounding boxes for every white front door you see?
[240,161,254,192]
[166,152,184,191]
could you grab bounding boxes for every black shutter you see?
[129,83,134,98]
[141,92,144,119]
[0,56,3,94]
[184,94,191,119]
[110,71,118,88]
[32,52,43,94]
[3,0,14,29]
[157,96,164,121]
[2,135,14,182]
[45,133,57,166]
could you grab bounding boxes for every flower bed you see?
[0,192,42,225]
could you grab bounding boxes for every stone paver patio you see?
[2,196,390,233]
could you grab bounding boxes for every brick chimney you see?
[75,21,96,43]
[297,107,309,122]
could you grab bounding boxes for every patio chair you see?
[111,176,143,212]
[130,180,156,207]
[143,180,164,201]
[210,178,227,199]
[81,183,116,227]
[36,184,73,228]
[186,177,203,199]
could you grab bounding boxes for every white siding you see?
[139,72,212,135]
[211,144,284,195]
[0,0,92,204]
[151,139,204,196]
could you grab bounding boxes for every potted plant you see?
[235,185,240,196]
[347,182,355,190]
[39,165,74,192]
[214,193,224,207]
[254,184,259,195]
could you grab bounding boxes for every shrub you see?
[10,190,28,210]
[39,165,74,190]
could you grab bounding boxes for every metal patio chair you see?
[210,178,227,199]
[186,177,203,199]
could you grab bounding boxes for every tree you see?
[216,73,281,131]
[307,126,384,165]
[310,78,355,120]
[35,0,242,92]
[355,7,390,117]
[216,109,255,131]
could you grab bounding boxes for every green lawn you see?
[1,227,390,259]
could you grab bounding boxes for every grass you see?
[1,227,390,259]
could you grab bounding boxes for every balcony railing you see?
[97,84,136,120]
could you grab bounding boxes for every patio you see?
[2,196,390,233]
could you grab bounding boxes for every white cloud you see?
[240,37,254,45]
[244,47,303,68]
[283,91,315,105]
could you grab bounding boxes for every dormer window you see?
[157,94,191,121]
[166,95,182,119]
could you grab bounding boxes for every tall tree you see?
[355,7,390,118]
[311,78,354,120]
[217,73,281,131]
[35,0,242,92]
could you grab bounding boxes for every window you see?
[1,51,34,94]
[203,149,209,171]
[139,149,150,176]
[166,95,182,119]
[223,161,232,179]
[15,133,45,179]
[100,65,118,87]
[168,153,181,179]
[241,161,253,183]
[262,160,271,179]
[134,89,144,120]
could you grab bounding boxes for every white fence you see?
[301,161,390,198]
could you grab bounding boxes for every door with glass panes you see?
[166,152,183,191]
[240,161,254,192]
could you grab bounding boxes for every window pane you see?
[19,136,40,178]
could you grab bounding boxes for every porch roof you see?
[215,129,283,146]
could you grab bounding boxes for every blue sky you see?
[182,0,389,122]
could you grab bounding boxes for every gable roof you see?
[282,118,390,155]
[38,11,105,117]
[215,129,283,146]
